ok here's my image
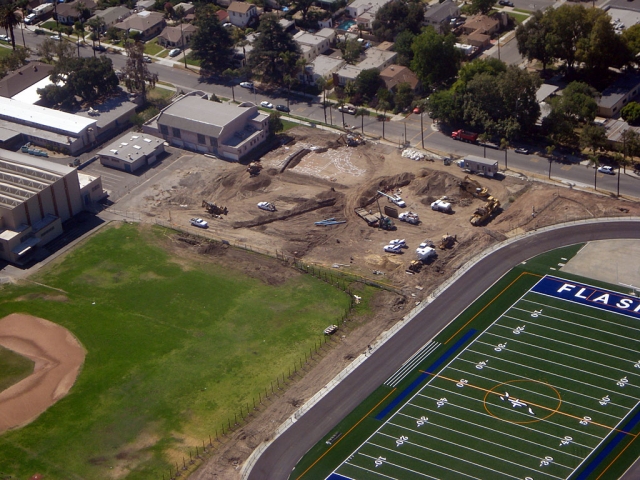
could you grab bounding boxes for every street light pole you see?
[420,112,424,149]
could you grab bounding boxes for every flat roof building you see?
[98,133,165,173]
[144,93,269,161]
[597,73,640,118]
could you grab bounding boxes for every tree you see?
[73,1,90,22]
[248,14,301,86]
[341,39,362,64]
[268,111,283,136]
[190,8,234,75]
[622,24,640,61]
[580,124,607,155]
[74,20,85,56]
[36,36,75,63]
[393,82,414,113]
[516,10,556,74]
[86,16,105,48]
[411,27,460,90]
[622,102,640,126]
[551,81,598,125]
[468,0,497,15]
[372,0,423,42]
[394,30,415,66]
[174,5,187,68]
[546,4,590,75]
[355,107,368,134]
[297,0,314,23]
[316,76,329,124]
[378,100,391,138]
[452,57,506,92]
[38,56,118,108]
[576,9,630,77]
[121,40,158,99]
[0,3,19,50]
[354,68,383,101]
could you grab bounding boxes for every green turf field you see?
[0,345,34,392]
[0,223,353,479]
[293,245,640,480]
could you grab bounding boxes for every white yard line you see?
[385,341,440,387]
[356,452,461,479]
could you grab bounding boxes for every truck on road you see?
[451,130,478,143]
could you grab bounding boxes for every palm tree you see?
[222,68,239,101]
[378,100,391,139]
[87,16,105,50]
[316,77,327,124]
[545,144,555,179]
[0,4,19,50]
[174,6,187,68]
[336,98,346,127]
[588,154,600,191]
[355,107,368,134]
[500,138,510,170]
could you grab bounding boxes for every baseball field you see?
[0,222,353,479]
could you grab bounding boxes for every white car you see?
[0,34,10,42]
[391,194,406,208]
[24,13,37,24]
[515,148,530,154]
[51,34,61,41]
[338,105,356,115]
[190,218,208,228]
[384,244,403,254]
[257,201,276,212]
[388,239,407,248]
[598,166,615,175]
[240,82,254,89]
[260,101,273,109]
[168,48,181,57]
[143,55,152,63]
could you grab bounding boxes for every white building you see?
[294,31,332,62]
[98,133,165,173]
[333,48,397,86]
[227,1,258,28]
[346,0,392,20]
[300,56,345,85]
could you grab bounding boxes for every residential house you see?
[597,73,640,118]
[467,31,490,48]
[216,9,229,24]
[380,65,419,92]
[173,2,195,15]
[423,0,460,34]
[114,11,165,41]
[227,1,258,28]
[93,6,131,31]
[461,15,500,36]
[300,55,345,85]
[54,0,96,26]
[135,0,155,10]
[0,62,53,99]
[144,93,270,161]
[294,30,332,62]
[333,47,397,86]
[346,0,392,19]
[157,24,197,48]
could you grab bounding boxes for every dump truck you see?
[451,130,478,143]
[202,200,228,216]
[470,196,501,226]
[354,207,396,230]
[459,175,489,198]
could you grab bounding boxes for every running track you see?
[247,220,640,480]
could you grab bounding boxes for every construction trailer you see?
[458,155,499,178]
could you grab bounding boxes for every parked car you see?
[24,13,37,24]
[388,239,407,248]
[514,147,530,154]
[257,201,276,212]
[190,218,208,228]
[384,244,403,254]
[413,106,421,114]
[93,44,106,52]
[260,101,274,109]
[51,34,61,41]
[499,0,514,6]
[240,81,254,89]
[168,48,181,57]
[391,194,406,208]
[0,34,11,42]
[598,165,615,175]
[338,105,356,115]
[276,104,290,112]
[143,55,152,63]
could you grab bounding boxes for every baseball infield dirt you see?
[0,313,85,434]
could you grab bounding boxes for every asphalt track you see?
[247,220,640,480]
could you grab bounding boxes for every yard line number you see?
[559,435,573,447]
[396,435,408,447]
[416,416,428,427]
[374,456,386,468]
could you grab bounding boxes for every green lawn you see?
[0,346,34,392]
[0,223,351,479]
[0,46,13,60]
[146,86,174,103]
[143,38,165,56]
[281,119,299,132]
[40,20,58,31]
[507,11,530,23]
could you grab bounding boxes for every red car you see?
[413,106,421,114]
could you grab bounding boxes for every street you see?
[8,24,640,199]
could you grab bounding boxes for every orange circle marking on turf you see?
[483,379,562,424]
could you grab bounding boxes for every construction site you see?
[104,125,640,479]
[124,126,639,296]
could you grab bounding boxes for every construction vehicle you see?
[377,190,406,208]
[431,198,452,213]
[257,201,276,212]
[451,130,479,143]
[416,245,437,261]
[459,175,490,198]
[202,200,228,216]
[470,196,501,226]
[406,260,423,274]
[439,234,456,250]
[399,211,420,224]
[247,162,263,176]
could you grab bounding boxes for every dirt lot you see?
[115,126,640,478]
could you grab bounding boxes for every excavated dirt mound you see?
[357,172,416,207]
[0,314,86,434]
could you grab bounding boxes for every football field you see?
[327,275,640,480]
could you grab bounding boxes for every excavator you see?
[247,162,263,176]
[459,175,489,198]
[439,234,456,249]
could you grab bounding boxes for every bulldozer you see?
[406,260,423,274]
[202,200,228,216]
[439,234,456,250]
[247,162,263,176]
[459,175,489,198]
[470,196,500,226]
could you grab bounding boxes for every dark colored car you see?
[276,104,290,112]
[499,0,514,6]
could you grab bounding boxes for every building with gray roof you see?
[98,133,165,173]
[144,93,269,161]
[0,149,104,264]
[424,0,460,34]
[597,73,640,118]
[93,6,132,30]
